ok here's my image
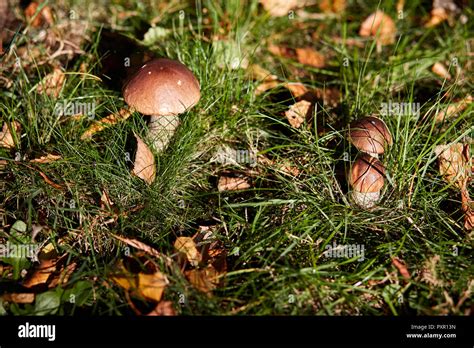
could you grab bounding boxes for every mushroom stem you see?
[351,190,380,209]
[148,115,180,152]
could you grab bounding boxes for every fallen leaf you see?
[392,257,411,279]
[185,265,219,296]
[80,108,133,140]
[0,159,7,169]
[23,259,58,288]
[319,0,346,13]
[434,142,469,190]
[49,262,77,288]
[174,237,202,267]
[137,271,169,302]
[285,100,312,128]
[425,7,448,28]
[30,154,62,163]
[268,44,295,59]
[246,64,278,82]
[110,233,171,264]
[431,62,452,80]
[259,0,298,17]
[295,47,325,68]
[37,68,65,98]
[132,134,156,184]
[255,80,280,96]
[3,293,35,304]
[434,95,472,123]
[461,189,473,231]
[37,171,64,190]
[284,82,309,98]
[100,190,114,209]
[217,176,251,192]
[147,301,176,316]
[0,121,21,148]
[359,10,396,46]
[25,1,53,27]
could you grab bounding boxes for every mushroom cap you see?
[123,58,200,116]
[348,116,393,155]
[349,153,386,193]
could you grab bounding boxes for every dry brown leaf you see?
[185,265,219,296]
[392,257,411,279]
[23,259,58,288]
[359,10,396,46]
[0,121,21,148]
[255,80,280,96]
[268,44,295,58]
[425,7,448,28]
[284,82,309,98]
[147,301,176,316]
[110,233,170,263]
[246,64,278,81]
[25,1,53,27]
[137,271,169,302]
[435,141,473,230]
[3,293,35,303]
[37,171,64,190]
[30,154,62,163]
[434,142,469,190]
[434,95,472,123]
[174,237,202,267]
[461,189,473,231]
[431,62,452,80]
[285,100,312,128]
[80,108,133,140]
[295,47,325,68]
[37,68,65,98]
[313,87,340,107]
[259,0,298,17]
[49,262,77,288]
[132,134,156,185]
[319,0,346,13]
[0,159,7,169]
[217,176,251,192]
[100,190,114,209]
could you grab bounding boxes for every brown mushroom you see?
[348,116,392,158]
[349,153,386,208]
[123,58,201,152]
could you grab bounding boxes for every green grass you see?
[0,0,473,315]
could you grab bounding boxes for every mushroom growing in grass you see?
[348,116,392,158]
[123,58,201,152]
[349,153,386,209]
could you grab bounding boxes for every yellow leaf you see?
[132,134,156,184]
[0,121,21,148]
[185,265,219,296]
[80,108,132,140]
[138,271,169,302]
[30,154,62,163]
[174,237,202,267]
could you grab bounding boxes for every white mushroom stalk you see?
[148,115,181,152]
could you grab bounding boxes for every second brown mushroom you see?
[349,153,386,209]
